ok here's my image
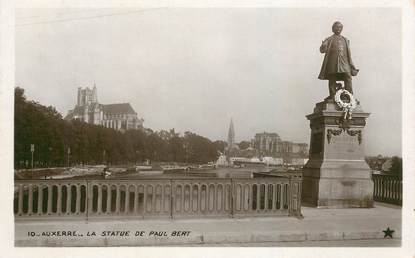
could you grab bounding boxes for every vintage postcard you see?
[1,0,414,257]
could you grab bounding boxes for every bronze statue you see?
[318,21,359,98]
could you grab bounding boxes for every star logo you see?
[383,227,394,239]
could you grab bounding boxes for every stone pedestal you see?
[302,99,373,208]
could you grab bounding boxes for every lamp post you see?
[67,147,71,167]
[103,149,106,165]
[30,144,34,169]
[30,144,35,178]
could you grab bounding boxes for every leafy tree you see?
[212,140,226,154]
[238,141,251,150]
[14,87,223,168]
[389,156,402,176]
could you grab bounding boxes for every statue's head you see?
[332,21,343,35]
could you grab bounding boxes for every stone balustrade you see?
[372,174,402,206]
[14,177,302,220]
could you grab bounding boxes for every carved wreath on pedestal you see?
[334,89,357,120]
[327,129,362,145]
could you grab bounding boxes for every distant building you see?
[251,132,308,162]
[226,118,239,158]
[216,154,228,166]
[252,132,282,156]
[262,156,284,166]
[65,85,144,131]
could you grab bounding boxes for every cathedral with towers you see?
[65,85,144,131]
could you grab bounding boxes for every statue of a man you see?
[318,21,359,99]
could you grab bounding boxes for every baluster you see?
[390,178,393,201]
[381,178,384,200]
[286,184,290,209]
[390,179,393,200]
[387,179,391,199]
[256,183,260,212]
[379,178,382,198]
[234,183,240,212]
[197,184,202,213]
[206,183,210,212]
[396,179,399,201]
[378,177,381,198]
[379,178,384,201]
[183,183,187,213]
[395,180,398,202]
[264,183,269,211]
[125,184,130,214]
[396,179,399,202]
[214,184,218,212]
[115,184,120,214]
[134,184,139,214]
[227,183,232,212]
[160,184,165,213]
[280,184,285,210]
[188,183,193,213]
[175,184,180,213]
[380,178,383,199]
[57,184,62,214]
[106,184,112,214]
[37,183,43,215]
[290,182,296,213]
[216,183,221,213]
[86,183,92,215]
[396,178,400,201]
[400,181,403,202]
[272,184,277,211]
[153,184,157,214]
[143,184,147,216]
[223,183,229,212]
[377,177,380,198]
[379,178,383,200]
[396,179,400,202]
[198,184,203,213]
[97,184,102,214]
[76,184,81,214]
[225,183,230,212]
[28,184,33,215]
[166,183,172,214]
[208,184,212,212]
[249,183,254,212]
[66,184,72,215]
[18,184,23,215]
[47,184,52,215]
[240,183,245,212]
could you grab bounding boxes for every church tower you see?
[227,118,235,149]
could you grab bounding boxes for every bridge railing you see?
[372,174,402,206]
[14,177,302,220]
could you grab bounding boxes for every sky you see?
[15,7,401,156]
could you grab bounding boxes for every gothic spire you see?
[227,118,235,149]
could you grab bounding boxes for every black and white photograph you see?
[1,0,415,257]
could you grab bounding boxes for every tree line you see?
[365,155,402,176]
[15,87,225,168]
